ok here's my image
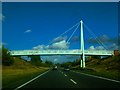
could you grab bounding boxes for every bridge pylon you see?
[80,20,85,68]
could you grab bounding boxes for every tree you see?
[2,45,14,66]
[91,55,101,59]
[30,55,42,66]
[45,60,53,66]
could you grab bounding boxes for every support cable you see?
[67,24,80,43]
[48,22,80,45]
[84,23,108,50]
[60,23,80,50]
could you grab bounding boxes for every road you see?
[15,68,120,89]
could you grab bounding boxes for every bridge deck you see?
[10,50,114,56]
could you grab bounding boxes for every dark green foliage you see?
[45,60,53,66]
[2,45,14,66]
[113,56,120,62]
[30,55,42,66]
[91,55,101,59]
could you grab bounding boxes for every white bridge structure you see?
[10,50,113,56]
[10,20,114,68]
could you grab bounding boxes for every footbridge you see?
[9,20,114,68]
[10,50,114,56]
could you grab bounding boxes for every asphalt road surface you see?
[15,68,120,89]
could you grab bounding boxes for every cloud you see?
[0,14,5,21]
[33,45,45,50]
[71,36,79,42]
[87,34,119,50]
[108,43,118,50]
[24,30,31,33]
[88,43,119,50]
[88,45,105,50]
[87,34,117,44]
[33,40,69,50]
[88,46,95,50]
[41,55,78,64]
[52,36,67,43]
[51,40,69,49]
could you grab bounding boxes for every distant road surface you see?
[15,69,120,89]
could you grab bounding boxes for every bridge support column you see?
[80,55,85,68]
[80,59,82,68]
[80,20,85,68]
[82,54,85,68]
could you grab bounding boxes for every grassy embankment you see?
[72,55,120,81]
[2,57,50,89]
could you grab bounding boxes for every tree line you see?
[2,45,53,67]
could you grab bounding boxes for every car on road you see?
[52,65,57,70]
[63,66,70,71]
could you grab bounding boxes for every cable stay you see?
[67,24,79,43]
[84,23,108,50]
[60,23,80,50]
[48,22,80,45]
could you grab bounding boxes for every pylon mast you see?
[80,20,85,68]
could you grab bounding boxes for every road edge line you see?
[14,69,50,90]
[71,70,120,83]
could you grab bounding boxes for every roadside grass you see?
[2,58,50,89]
[75,68,120,81]
[2,68,49,88]
[71,55,120,81]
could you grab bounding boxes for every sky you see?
[2,2,119,63]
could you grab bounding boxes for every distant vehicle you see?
[52,65,57,70]
[63,66,70,71]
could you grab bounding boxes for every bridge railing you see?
[10,49,114,56]
[84,50,114,55]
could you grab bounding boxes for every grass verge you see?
[2,57,50,89]
[2,67,49,89]
[73,68,120,81]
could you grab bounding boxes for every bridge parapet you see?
[10,50,114,56]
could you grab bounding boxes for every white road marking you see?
[64,74,67,77]
[70,79,77,84]
[71,70,120,83]
[14,70,50,90]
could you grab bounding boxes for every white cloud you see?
[96,46,105,50]
[88,44,119,50]
[52,36,67,43]
[88,46,95,50]
[33,45,45,50]
[24,30,31,33]
[33,40,69,50]
[88,45,105,50]
[51,40,69,49]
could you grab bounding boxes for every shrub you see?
[2,45,14,66]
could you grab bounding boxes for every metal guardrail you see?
[10,50,114,56]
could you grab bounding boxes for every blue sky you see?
[2,2,119,63]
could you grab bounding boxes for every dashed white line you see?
[70,79,77,84]
[64,74,67,77]
[14,70,50,90]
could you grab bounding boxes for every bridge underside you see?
[10,50,114,56]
